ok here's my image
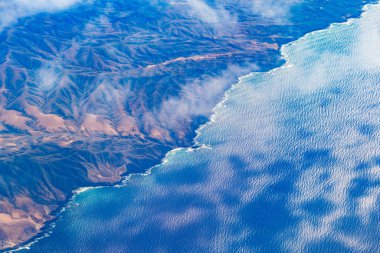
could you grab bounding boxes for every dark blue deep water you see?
[2,0,379,252]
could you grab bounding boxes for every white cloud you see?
[0,0,85,31]
[185,0,237,30]
[251,0,302,21]
[156,65,256,130]
[170,0,302,33]
[37,64,63,91]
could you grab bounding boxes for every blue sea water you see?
[16,2,380,253]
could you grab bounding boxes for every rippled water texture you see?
[21,3,380,253]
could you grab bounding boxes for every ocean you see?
[13,1,380,253]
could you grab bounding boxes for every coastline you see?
[2,2,378,252]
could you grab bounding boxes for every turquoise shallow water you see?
[20,2,380,253]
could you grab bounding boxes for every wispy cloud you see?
[184,0,237,32]
[251,0,302,21]
[0,0,85,31]
[37,63,63,91]
[171,0,302,32]
[156,64,257,130]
